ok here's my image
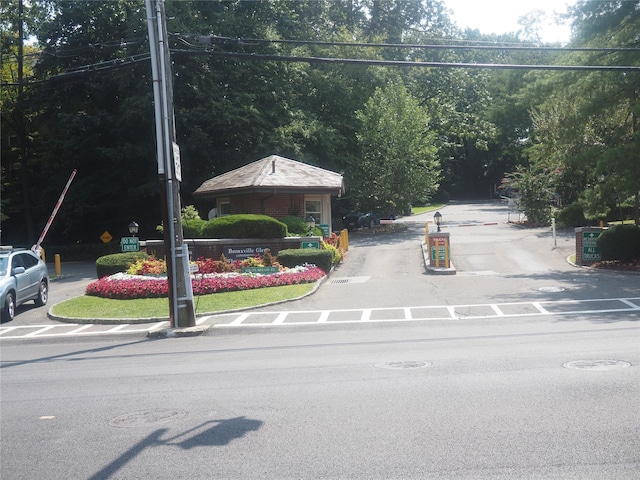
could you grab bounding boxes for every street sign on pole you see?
[120,237,140,252]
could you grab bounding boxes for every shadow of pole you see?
[88,417,263,479]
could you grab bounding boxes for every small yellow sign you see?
[100,231,113,243]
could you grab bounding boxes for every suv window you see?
[11,254,25,270]
[18,252,38,269]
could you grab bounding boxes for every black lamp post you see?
[434,211,442,232]
[128,221,139,236]
[305,215,315,236]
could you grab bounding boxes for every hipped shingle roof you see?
[194,155,344,197]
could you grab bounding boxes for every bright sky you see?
[444,0,577,43]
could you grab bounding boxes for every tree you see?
[515,0,640,225]
[351,81,440,212]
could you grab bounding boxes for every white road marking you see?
[1,297,638,339]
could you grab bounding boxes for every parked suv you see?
[0,247,49,322]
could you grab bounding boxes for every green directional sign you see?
[120,236,140,252]
[301,241,320,249]
[582,231,601,262]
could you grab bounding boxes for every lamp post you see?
[128,221,139,237]
[434,211,442,232]
[305,215,316,236]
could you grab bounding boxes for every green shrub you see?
[183,218,207,238]
[280,215,307,236]
[322,242,343,264]
[277,248,333,273]
[597,224,640,262]
[96,252,149,278]
[201,214,287,239]
[556,202,588,228]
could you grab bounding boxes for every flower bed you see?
[86,265,325,300]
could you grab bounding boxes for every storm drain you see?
[538,286,566,293]
[329,276,371,285]
[375,361,431,370]
[109,409,187,428]
[563,360,631,371]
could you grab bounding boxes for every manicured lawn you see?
[50,283,316,320]
[411,204,445,215]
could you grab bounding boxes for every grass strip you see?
[50,283,316,319]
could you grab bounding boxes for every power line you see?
[196,35,640,53]
[174,49,640,72]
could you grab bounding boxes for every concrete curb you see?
[147,325,213,338]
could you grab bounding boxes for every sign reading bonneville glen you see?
[582,231,602,262]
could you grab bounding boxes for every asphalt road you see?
[1,201,639,479]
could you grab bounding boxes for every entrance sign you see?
[224,246,268,260]
[582,231,601,261]
[301,241,320,249]
[575,227,604,265]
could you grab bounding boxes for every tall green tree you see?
[351,80,440,212]
[516,0,640,224]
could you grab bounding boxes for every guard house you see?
[193,155,345,232]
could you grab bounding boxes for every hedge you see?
[277,248,333,274]
[202,214,287,239]
[597,224,640,262]
[95,252,150,278]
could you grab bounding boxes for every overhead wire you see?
[3,33,639,87]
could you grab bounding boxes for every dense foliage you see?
[2,0,638,246]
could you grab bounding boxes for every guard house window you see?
[218,198,231,216]
[305,197,322,224]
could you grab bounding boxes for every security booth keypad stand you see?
[426,231,455,274]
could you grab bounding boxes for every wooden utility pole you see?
[145,0,196,328]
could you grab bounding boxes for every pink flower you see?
[86,267,325,299]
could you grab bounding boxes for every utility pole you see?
[145,0,196,328]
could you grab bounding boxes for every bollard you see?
[340,229,349,252]
[55,254,61,276]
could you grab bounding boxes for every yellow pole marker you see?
[55,254,61,276]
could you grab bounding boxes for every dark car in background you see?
[342,212,381,230]
[0,247,49,322]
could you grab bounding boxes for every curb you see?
[147,325,213,338]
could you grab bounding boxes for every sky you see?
[444,0,577,43]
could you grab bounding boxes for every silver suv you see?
[0,247,49,322]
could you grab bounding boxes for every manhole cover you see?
[109,409,187,428]
[563,360,631,371]
[539,286,566,292]
[375,361,431,370]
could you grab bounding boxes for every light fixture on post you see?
[433,211,442,232]
[305,215,316,236]
[128,221,139,236]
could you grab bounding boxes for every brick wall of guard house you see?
[230,193,305,218]
[145,237,321,261]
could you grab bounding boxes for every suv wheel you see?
[35,280,48,307]
[2,292,15,322]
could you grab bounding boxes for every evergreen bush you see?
[556,202,588,228]
[201,214,287,239]
[280,215,307,236]
[95,252,149,278]
[183,218,207,238]
[597,224,640,262]
[277,248,333,273]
